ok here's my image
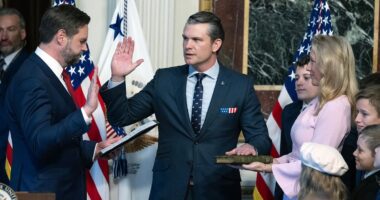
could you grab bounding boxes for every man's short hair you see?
[0,8,26,29]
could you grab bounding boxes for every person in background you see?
[353,85,380,189]
[352,125,380,200]
[100,11,270,200]
[298,142,349,200]
[4,5,120,200]
[243,35,357,200]
[355,85,380,133]
[0,7,29,184]
[276,55,319,199]
[280,55,319,156]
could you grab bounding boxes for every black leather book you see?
[100,120,159,157]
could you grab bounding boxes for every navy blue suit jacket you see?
[0,48,30,184]
[353,170,380,200]
[101,64,270,200]
[280,101,302,156]
[4,53,96,200]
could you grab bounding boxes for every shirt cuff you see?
[108,79,124,89]
[81,107,92,125]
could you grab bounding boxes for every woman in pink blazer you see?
[243,35,358,200]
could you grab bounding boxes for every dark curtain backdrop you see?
[4,0,51,52]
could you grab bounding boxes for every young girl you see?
[298,142,349,200]
[353,125,380,200]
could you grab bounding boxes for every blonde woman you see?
[243,35,358,199]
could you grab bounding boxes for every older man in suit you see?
[0,8,29,184]
[101,11,270,200]
[4,5,119,200]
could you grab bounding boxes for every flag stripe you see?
[271,101,283,129]
[5,133,12,179]
[72,75,110,192]
[255,174,274,200]
[86,171,102,200]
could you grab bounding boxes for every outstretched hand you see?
[242,162,272,173]
[111,37,144,82]
[83,67,99,117]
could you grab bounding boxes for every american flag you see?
[253,0,332,199]
[53,0,75,6]
[57,1,125,200]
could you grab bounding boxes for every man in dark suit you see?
[4,5,119,200]
[101,11,270,200]
[0,8,30,184]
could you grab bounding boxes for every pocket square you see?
[220,107,238,114]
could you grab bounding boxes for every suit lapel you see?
[174,65,195,137]
[2,48,29,86]
[31,53,76,109]
[200,66,230,136]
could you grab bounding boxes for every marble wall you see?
[249,0,374,85]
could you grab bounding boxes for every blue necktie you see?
[191,73,206,135]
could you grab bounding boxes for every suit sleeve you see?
[7,77,90,161]
[100,73,156,127]
[240,78,271,155]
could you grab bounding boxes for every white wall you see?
[77,0,198,68]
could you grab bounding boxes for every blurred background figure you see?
[352,125,380,200]
[0,7,29,184]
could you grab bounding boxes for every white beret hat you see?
[300,142,348,176]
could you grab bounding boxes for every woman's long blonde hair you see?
[311,35,358,114]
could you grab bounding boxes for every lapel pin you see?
[220,81,225,86]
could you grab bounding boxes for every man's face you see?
[61,25,88,66]
[295,64,320,103]
[309,50,322,86]
[182,23,221,71]
[0,14,26,56]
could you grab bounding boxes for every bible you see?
[100,120,159,157]
[216,155,273,164]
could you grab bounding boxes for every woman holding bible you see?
[243,35,358,200]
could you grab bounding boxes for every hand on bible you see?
[225,143,257,156]
[94,136,122,160]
